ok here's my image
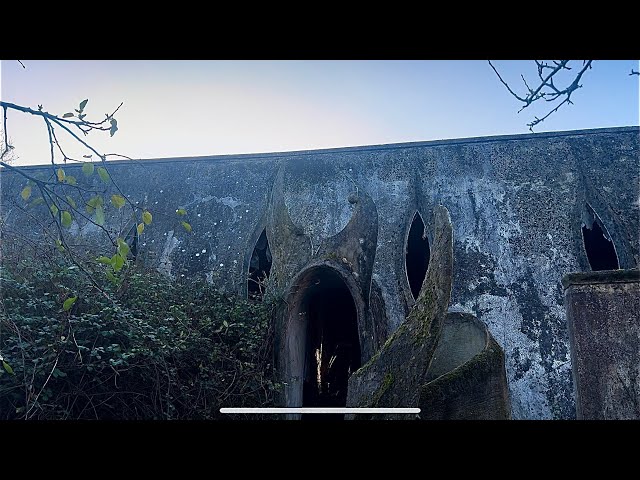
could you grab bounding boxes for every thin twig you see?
[25,355,59,419]
[489,60,593,131]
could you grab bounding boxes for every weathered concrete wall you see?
[1,126,638,419]
[563,269,640,419]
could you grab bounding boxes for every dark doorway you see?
[301,269,361,420]
[406,212,430,300]
[582,218,619,271]
[248,229,272,300]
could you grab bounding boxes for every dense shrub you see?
[0,259,280,419]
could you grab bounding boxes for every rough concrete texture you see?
[344,205,452,419]
[1,126,638,419]
[563,269,640,419]
[419,312,511,420]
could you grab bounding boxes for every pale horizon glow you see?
[1,60,638,166]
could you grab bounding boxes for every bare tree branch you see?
[489,60,594,131]
[631,69,639,76]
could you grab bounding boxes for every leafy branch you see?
[0,97,148,298]
[488,60,594,131]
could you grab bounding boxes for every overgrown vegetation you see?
[0,257,280,420]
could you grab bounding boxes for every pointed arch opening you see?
[282,265,362,420]
[406,212,431,300]
[248,229,272,300]
[581,205,619,271]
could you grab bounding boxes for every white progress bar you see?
[220,408,420,414]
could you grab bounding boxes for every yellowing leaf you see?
[176,208,187,216]
[61,210,73,228]
[97,167,110,183]
[181,221,192,233]
[112,253,125,272]
[94,206,105,226]
[82,162,94,176]
[63,296,77,311]
[57,168,65,182]
[111,194,126,209]
[137,223,145,235]
[21,185,32,201]
[106,270,117,284]
[55,239,65,252]
[142,210,152,225]
[87,196,103,208]
[2,361,14,376]
[117,238,130,257]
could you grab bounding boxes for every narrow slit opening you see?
[248,229,272,300]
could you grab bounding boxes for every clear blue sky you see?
[1,60,638,166]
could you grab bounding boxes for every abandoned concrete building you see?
[1,126,638,419]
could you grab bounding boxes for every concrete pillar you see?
[563,269,640,419]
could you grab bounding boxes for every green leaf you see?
[112,253,125,272]
[57,168,65,182]
[181,221,192,233]
[2,361,14,376]
[105,269,117,285]
[20,185,32,201]
[117,238,130,257]
[65,175,77,185]
[142,210,152,225]
[94,206,105,226]
[63,296,77,311]
[65,195,77,209]
[62,113,74,118]
[111,194,126,209]
[86,205,95,214]
[96,256,113,265]
[29,197,45,208]
[61,210,73,228]
[55,239,65,252]
[137,223,145,235]
[223,320,228,328]
[97,167,110,183]
[87,196,103,208]
[82,162,94,176]
[50,204,59,217]
[176,208,187,216]
[109,118,118,137]
[79,99,88,111]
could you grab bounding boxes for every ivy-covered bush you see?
[0,259,280,419]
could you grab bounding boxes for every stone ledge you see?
[562,269,640,290]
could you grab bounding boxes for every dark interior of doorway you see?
[302,272,361,421]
